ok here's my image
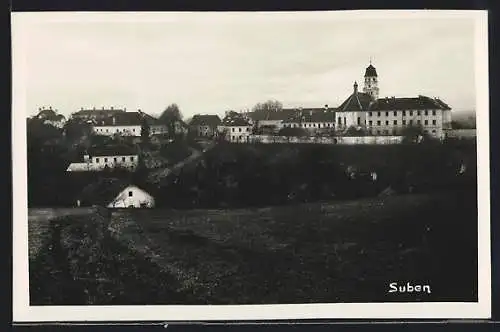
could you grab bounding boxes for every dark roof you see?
[364,64,378,77]
[222,117,251,126]
[369,96,452,111]
[37,109,65,121]
[73,108,125,117]
[190,114,221,127]
[79,178,131,206]
[283,110,336,123]
[94,111,161,126]
[249,107,335,122]
[87,145,138,157]
[338,92,374,112]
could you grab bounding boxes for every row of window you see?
[92,156,136,163]
[283,123,333,128]
[231,127,251,132]
[372,129,438,135]
[368,110,437,117]
[368,119,437,126]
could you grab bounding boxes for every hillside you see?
[107,189,477,304]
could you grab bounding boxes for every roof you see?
[369,96,452,111]
[189,114,222,127]
[248,107,335,122]
[37,109,66,121]
[364,64,378,77]
[86,145,138,157]
[94,111,161,126]
[338,92,374,112]
[73,108,125,117]
[283,110,336,123]
[222,117,252,126]
[79,178,131,206]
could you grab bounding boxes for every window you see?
[369,112,372,116]
[424,120,429,125]
[344,117,346,125]
[96,158,100,163]
[313,124,317,127]
[114,157,117,162]
[239,128,242,132]
[232,128,235,132]
[403,120,407,125]
[377,112,381,117]
[424,110,429,116]
[409,120,413,125]
[338,117,341,124]
[393,120,397,125]
[133,128,135,132]
[246,127,249,132]
[393,111,397,116]
[122,157,126,162]
[403,111,406,116]
[376,130,381,135]
[417,111,421,116]
[128,191,133,197]
[385,112,389,116]
[130,157,134,162]
[357,117,361,125]
[369,120,373,126]
[417,120,421,125]
[106,129,109,133]
[409,111,413,116]
[104,158,108,163]
[432,130,436,134]
[377,120,381,126]
[433,110,437,116]
[116,129,119,132]
[385,120,389,125]
[432,120,437,125]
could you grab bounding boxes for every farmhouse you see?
[79,178,155,208]
[281,107,336,134]
[218,112,253,142]
[92,110,168,137]
[71,106,126,122]
[189,114,222,137]
[35,107,66,128]
[66,145,139,172]
[335,62,453,139]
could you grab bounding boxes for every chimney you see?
[49,106,52,110]
[324,104,328,109]
[124,107,127,112]
[102,106,105,110]
[81,107,84,111]
[353,81,358,93]
[93,106,96,110]
[111,106,114,110]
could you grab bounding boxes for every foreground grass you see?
[110,188,477,304]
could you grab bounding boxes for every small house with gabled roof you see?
[79,178,155,208]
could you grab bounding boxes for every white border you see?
[12,10,491,322]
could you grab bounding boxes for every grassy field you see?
[109,188,477,304]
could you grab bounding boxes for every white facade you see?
[218,125,253,142]
[93,124,168,137]
[93,125,142,136]
[66,153,139,172]
[107,185,155,208]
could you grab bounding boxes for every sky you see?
[13,11,480,119]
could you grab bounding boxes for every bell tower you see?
[363,59,379,100]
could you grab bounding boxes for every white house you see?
[218,112,253,142]
[107,185,155,208]
[92,110,168,137]
[79,178,155,208]
[66,146,139,172]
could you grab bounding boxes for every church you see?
[336,62,453,139]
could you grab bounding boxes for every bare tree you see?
[252,100,283,113]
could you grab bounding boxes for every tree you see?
[344,126,367,137]
[159,103,183,138]
[141,117,151,143]
[252,100,283,113]
[401,124,426,144]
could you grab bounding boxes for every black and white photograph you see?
[12,10,490,321]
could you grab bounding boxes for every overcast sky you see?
[13,11,479,119]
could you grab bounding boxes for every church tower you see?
[363,60,379,100]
